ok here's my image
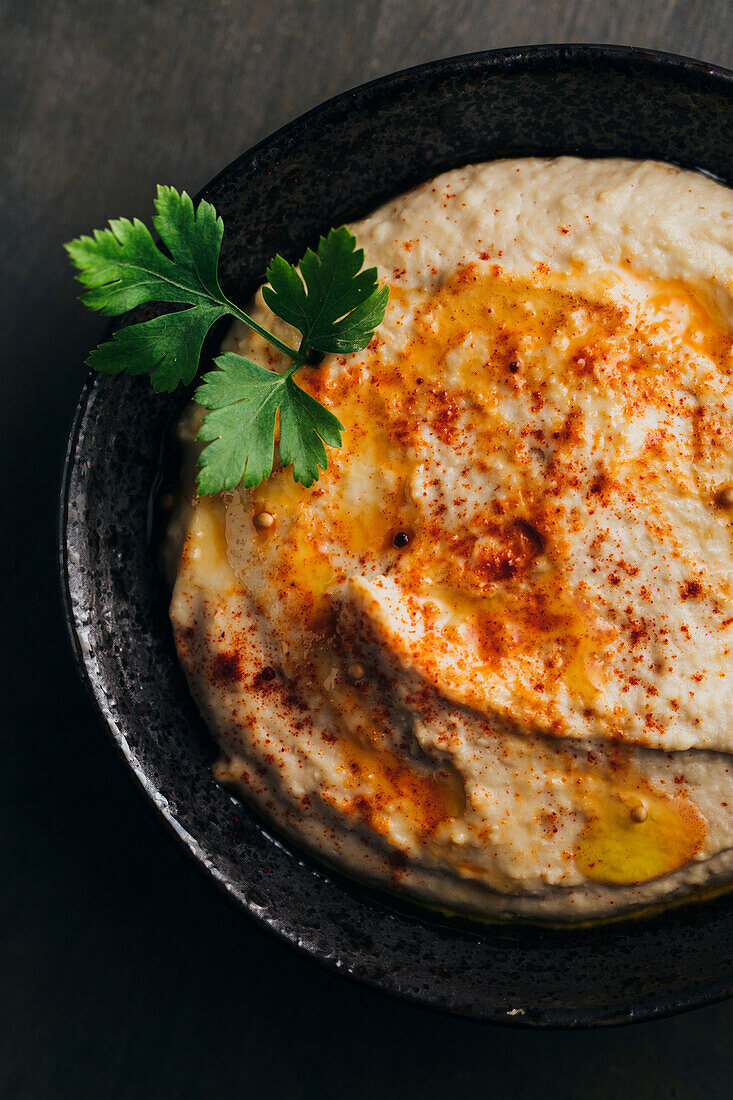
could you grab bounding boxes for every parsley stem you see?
[296,333,310,365]
[285,343,307,377]
[226,300,302,362]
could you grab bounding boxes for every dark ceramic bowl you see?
[61,45,733,1027]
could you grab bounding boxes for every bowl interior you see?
[62,45,733,1027]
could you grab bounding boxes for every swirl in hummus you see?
[166,158,733,920]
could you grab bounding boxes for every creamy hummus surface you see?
[167,158,733,919]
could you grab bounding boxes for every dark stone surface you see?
[6,2,733,1097]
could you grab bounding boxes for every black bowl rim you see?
[60,42,733,1028]
[200,41,733,199]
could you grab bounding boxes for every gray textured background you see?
[4,1,733,1097]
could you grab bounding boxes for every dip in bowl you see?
[166,155,733,923]
[62,46,733,1025]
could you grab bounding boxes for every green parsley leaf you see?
[263,226,389,353]
[65,187,388,491]
[65,187,231,391]
[65,185,299,392]
[195,353,344,493]
[85,305,226,392]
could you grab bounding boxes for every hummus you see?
[167,158,733,920]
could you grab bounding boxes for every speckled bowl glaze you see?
[61,45,733,1027]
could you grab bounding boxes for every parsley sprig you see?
[65,186,388,493]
